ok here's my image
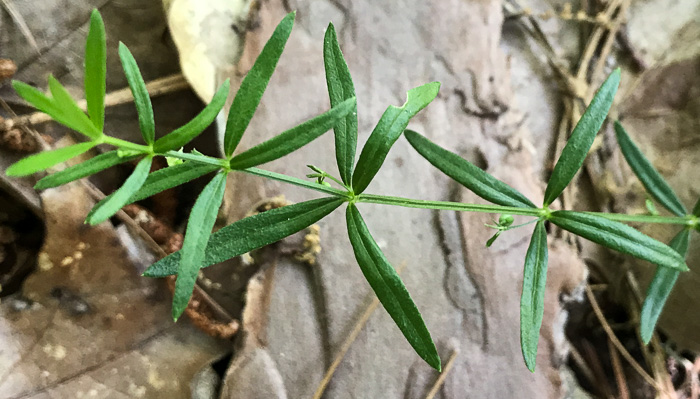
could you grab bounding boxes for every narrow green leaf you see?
[6,142,97,177]
[153,80,230,152]
[13,80,100,138]
[144,197,344,277]
[543,69,620,206]
[12,81,60,117]
[129,162,219,203]
[224,12,295,157]
[352,82,440,194]
[119,42,155,145]
[549,210,688,271]
[405,130,536,208]
[172,172,227,320]
[346,204,441,370]
[87,162,219,220]
[324,22,357,185]
[86,156,152,225]
[48,76,103,138]
[520,221,549,372]
[85,9,107,131]
[614,121,686,216]
[693,198,700,217]
[35,150,137,189]
[229,97,356,170]
[640,229,691,343]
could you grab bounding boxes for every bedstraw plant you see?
[6,10,698,372]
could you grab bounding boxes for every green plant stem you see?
[357,194,542,216]
[163,150,227,167]
[101,136,350,198]
[244,167,350,198]
[163,150,348,197]
[102,139,698,228]
[102,136,151,153]
[357,194,696,227]
[324,173,350,191]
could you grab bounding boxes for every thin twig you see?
[312,262,407,399]
[590,0,631,89]
[424,349,459,399]
[568,344,600,391]
[0,97,50,151]
[609,338,630,399]
[576,0,623,82]
[1,73,188,132]
[1,0,40,55]
[585,285,664,392]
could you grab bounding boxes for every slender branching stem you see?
[243,167,351,198]
[357,194,543,217]
[357,193,695,227]
[162,150,228,168]
[103,138,697,228]
[102,136,151,153]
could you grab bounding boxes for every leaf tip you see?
[428,354,442,372]
[526,362,536,373]
[640,326,653,345]
[89,8,103,25]
[117,41,129,55]
[523,349,537,372]
[5,164,21,177]
[141,266,158,278]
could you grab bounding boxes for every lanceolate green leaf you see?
[129,162,219,203]
[12,81,60,120]
[88,162,219,215]
[543,69,620,206]
[85,9,107,131]
[229,97,356,170]
[153,80,230,152]
[693,198,700,217]
[614,121,686,217]
[346,204,441,370]
[172,172,227,320]
[35,150,137,189]
[6,142,97,177]
[324,22,357,185]
[352,82,440,194]
[12,80,100,138]
[143,197,344,277]
[119,42,155,145]
[405,130,536,208]
[224,12,295,157]
[640,229,691,344]
[86,156,153,225]
[48,76,103,138]
[520,221,548,372]
[549,210,688,271]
